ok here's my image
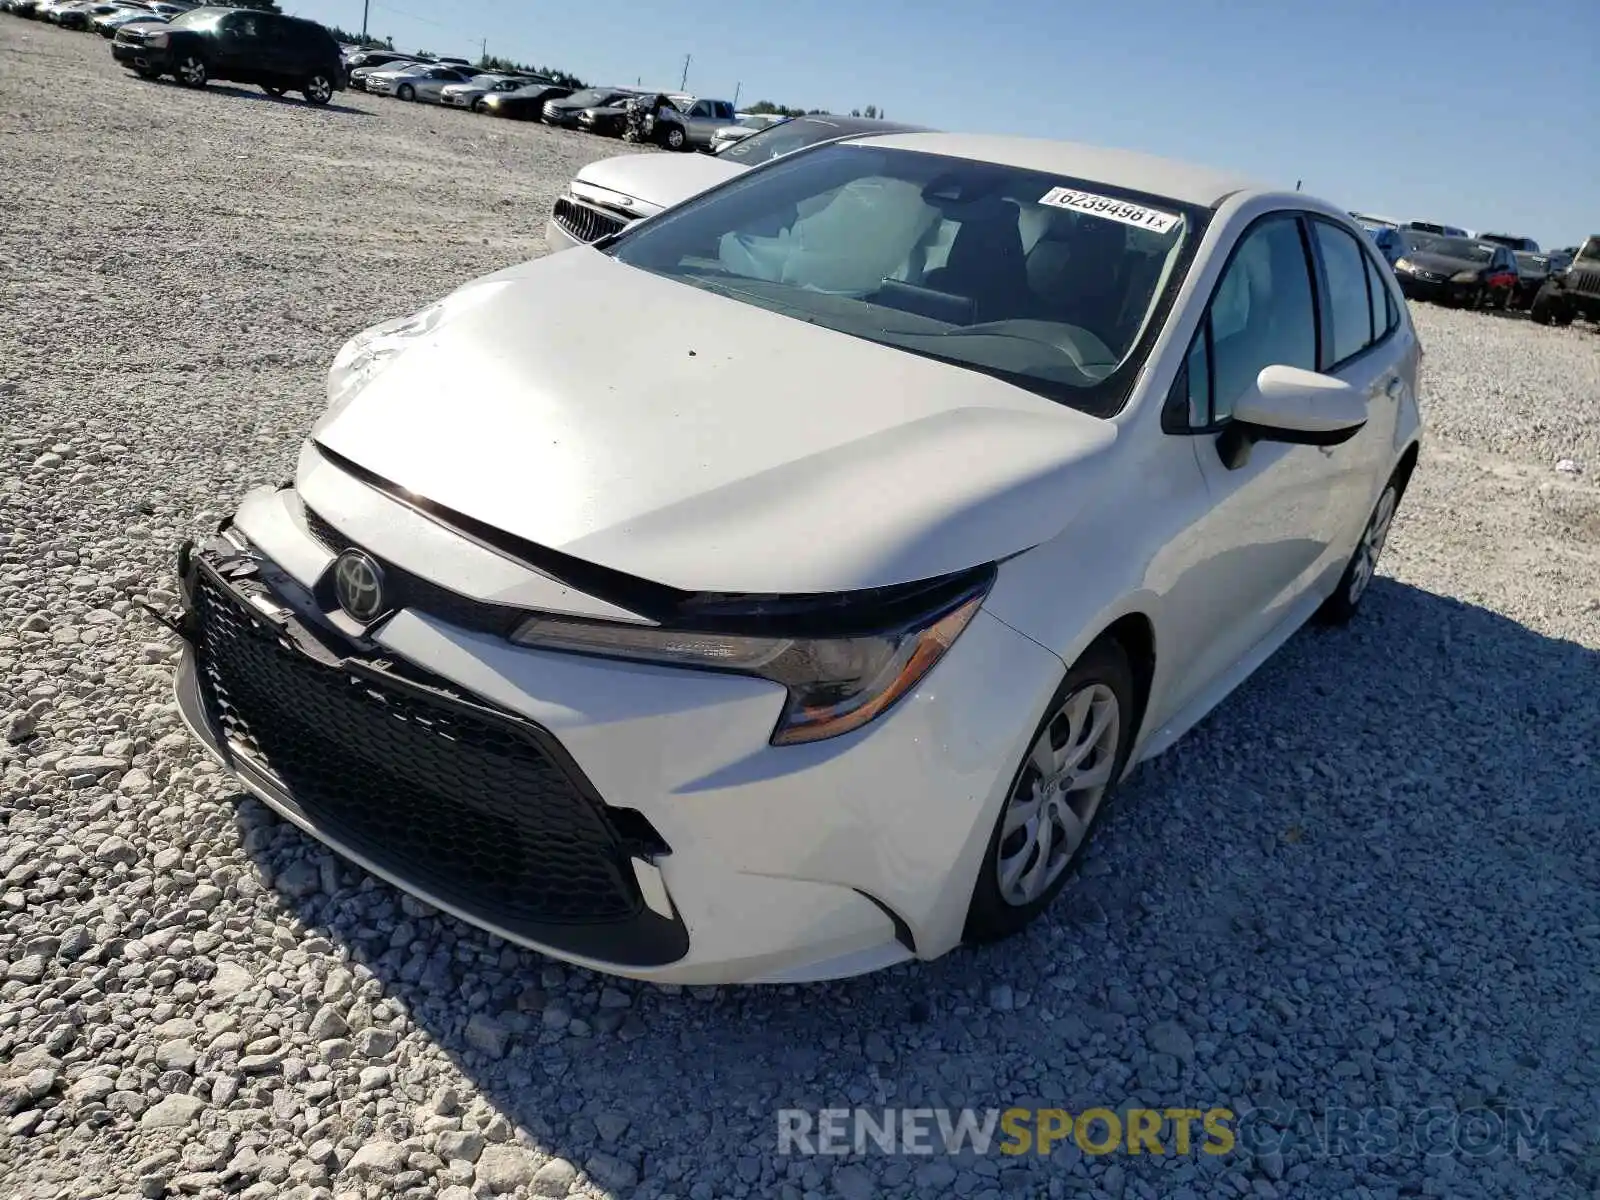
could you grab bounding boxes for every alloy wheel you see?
[177,55,206,87]
[304,75,332,105]
[1347,485,1397,605]
[995,683,1121,907]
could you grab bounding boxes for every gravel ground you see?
[3,19,1600,1200]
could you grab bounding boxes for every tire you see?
[963,637,1135,945]
[1316,474,1401,626]
[1530,287,1566,326]
[175,53,207,88]
[302,72,333,105]
[396,83,414,101]
[661,122,687,151]
[471,97,486,113]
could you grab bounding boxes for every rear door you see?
[1305,216,1411,549]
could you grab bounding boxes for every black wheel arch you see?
[1099,613,1156,763]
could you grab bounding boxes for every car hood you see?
[310,249,1120,595]
[1406,251,1485,275]
[571,152,745,215]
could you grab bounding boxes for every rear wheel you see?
[302,73,333,105]
[1317,476,1400,625]
[964,639,1134,944]
[175,53,207,88]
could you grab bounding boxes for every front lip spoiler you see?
[170,540,692,970]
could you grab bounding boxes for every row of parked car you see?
[1350,214,1596,324]
[4,0,191,33]
[341,47,783,154]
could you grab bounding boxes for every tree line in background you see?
[746,101,885,119]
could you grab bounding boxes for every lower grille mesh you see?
[193,569,644,928]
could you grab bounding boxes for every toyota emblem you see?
[332,550,387,623]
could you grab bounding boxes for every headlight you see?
[325,302,445,411]
[1393,258,1414,273]
[1451,270,1480,284]
[510,587,989,745]
[147,31,168,46]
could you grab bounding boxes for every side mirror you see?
[1219,364,1368,469]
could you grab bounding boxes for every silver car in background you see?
[365,62,473,102]
[439,73,536,111]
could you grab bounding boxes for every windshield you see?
[1515,253,1548,272]
[1409,234,1490,261]
[1578,238,1600,263]
[560,89,605,107]
[608,144,1198,414]
[167,7,221,28]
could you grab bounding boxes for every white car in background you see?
[708,112,788,154]
[546,114,928,251]
[173,133,1421,985]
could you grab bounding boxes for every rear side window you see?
[1313,221,1374,366]
[1363,254,1397,341]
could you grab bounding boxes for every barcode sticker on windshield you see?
[1038,187,1181,234]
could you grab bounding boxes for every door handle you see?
[1385,377,1403,401]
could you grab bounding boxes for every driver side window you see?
[1181,215,1318,426]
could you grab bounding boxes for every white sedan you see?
[171,133,1420,985]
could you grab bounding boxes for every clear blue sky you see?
[291,0,1598,249]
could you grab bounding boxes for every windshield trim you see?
[601,143,1212,418]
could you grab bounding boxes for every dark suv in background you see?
[113,6,343,105]
[1531,236,1600,326]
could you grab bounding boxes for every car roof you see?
[840,133,1266,208]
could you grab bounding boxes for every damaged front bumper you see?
[168,529,693,970]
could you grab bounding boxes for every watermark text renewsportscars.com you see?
[777,1106,1560,1159]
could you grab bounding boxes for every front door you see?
[1153,212,1349,722]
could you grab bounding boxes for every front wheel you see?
[661,123,687,151]
[175,54,207,88]
[471,97,487,112]
[396,83,414,101]
[302,73,333,105]
[964,638,1134,944]
[1316,477,1400,625]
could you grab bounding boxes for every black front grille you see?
[552,196,629,244]
[1567,268,1600,298]
[192,568,648,931]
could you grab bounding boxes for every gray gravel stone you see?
[475,1144,538,1193]
[140,1094,206,1129]
[530,1157,578,1197]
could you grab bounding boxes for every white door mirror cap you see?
[1234,364,1368,438]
